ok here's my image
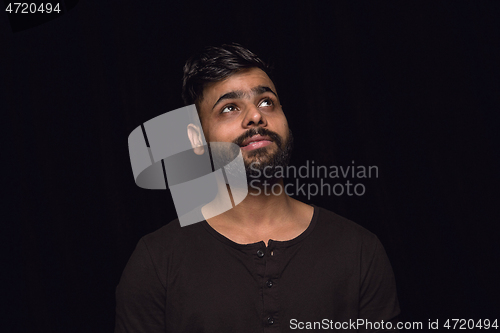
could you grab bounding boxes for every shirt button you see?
[256,249,265,258]
[267,317,274,325]
[266,280,273,288]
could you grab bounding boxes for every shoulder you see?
[311,205,395,282]
[139,217,206,254]
[312,205,381,249]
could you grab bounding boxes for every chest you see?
[163,243,361,330]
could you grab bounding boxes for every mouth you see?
[240,135,273,151]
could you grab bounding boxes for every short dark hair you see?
[182,43,273,107]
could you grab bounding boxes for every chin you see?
[244,152,273,166]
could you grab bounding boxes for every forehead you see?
[201,68,277,105]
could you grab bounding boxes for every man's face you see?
[197,67,293,179]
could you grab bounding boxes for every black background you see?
[3,1,499,332]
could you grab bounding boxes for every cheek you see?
[277,110,288,128]
[281,118,289,132]
[206,124,239,143]
[200,124,210,142]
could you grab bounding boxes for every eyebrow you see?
[212,85,278,110]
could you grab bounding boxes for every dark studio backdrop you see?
[3,1,499,332]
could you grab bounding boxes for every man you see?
[115,43,400,332]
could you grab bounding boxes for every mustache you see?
[233,127,283,148]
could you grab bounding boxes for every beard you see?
[207,127,294,185]
[237,127,294,183]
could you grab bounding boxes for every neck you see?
[204,176,295,228]
[228,178,294,226]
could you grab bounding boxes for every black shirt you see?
[115,205,400,332]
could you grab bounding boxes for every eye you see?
[259,98,274,108]
[221,104,237,114]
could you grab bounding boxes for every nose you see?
[242,104,267,128]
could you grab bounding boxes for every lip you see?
[240,135,273,151]
[240,140,272,151]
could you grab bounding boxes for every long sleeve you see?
[115,238,166,333]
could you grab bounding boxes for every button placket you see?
[261,244,281,331]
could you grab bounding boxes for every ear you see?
[187,123,205,155]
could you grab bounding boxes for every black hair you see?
[182,43,273,107]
